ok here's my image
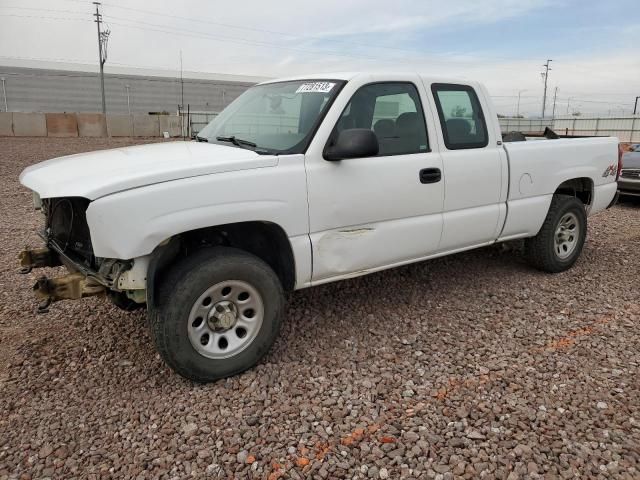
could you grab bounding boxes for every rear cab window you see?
[431,83,488,150]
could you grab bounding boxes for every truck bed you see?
[497,136,619,241]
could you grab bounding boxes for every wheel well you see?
[555,177,593,205]
[147,222,296,308]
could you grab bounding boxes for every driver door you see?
[304,77,444,283]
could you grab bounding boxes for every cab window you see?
[431,83,488,149]
[332,82,429,156]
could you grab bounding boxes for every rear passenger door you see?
[429,83,507,250]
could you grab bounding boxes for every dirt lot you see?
[0,137,639,480]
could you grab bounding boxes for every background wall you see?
[0,65,259,114]
[0,112,183,137]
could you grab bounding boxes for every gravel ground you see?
[1,137,639,480]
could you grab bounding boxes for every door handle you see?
[419,168,442,184]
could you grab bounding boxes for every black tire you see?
[525,194,587,273]
[108,290,146,311]
[149,247,284,382]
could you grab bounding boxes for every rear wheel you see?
[525,194,587,273]
[150,247,284,382]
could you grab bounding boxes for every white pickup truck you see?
[19,72,620,382]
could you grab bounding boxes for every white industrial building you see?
[0,59,266,114]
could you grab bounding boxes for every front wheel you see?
[150,247,284,382]
[525,194,587,273]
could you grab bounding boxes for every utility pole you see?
[93,2,110,114]
[551,87,558,119]
[179,50,184,112]
[634,96,639,115]
[566,97,572,115]
[516,89,527,117]
[541,59,552,118]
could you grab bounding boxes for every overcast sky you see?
[0,0,638,116]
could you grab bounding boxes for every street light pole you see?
[551,87,558,119]
[125,84,131,114]
[0,77,7,112]
[516,89,527,117]
[634,96,639,115]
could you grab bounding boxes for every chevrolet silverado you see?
[19,73,621,381]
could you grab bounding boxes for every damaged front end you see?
[19,196,146,313]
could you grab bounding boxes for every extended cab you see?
[19,73,621,381]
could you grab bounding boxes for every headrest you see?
[446,118,471,139]
[373,119,396,137]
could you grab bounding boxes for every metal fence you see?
[499,117,553,134]
[188,111,218,135]
[552,117,640,143]
[186,113,640,142]
[499,116,640,143]
[186,112,300,137]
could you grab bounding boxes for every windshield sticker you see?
[296,82,336,94]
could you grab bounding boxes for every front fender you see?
[86,163,308,260]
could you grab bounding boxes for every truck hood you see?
[19,141,278,200]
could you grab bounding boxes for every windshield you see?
[197,79,345,154]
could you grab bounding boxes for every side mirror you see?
[324,128,379,161]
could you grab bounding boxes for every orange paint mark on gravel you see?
[542,324,601,351]
[267,461,285,480]
[314,442,331,460]
[433,373,491,401]
[547,337,576,350]
[340,427,366,446]
[530,315,613,353]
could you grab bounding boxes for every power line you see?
[0,13,89,22]
[0,5,87,16]
[8,0,638,83]
[103,18,387,63]
[97,2,561,65]
[3,4,634,84]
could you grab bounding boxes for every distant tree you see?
[571,111,582,117]
[497,113,505,118]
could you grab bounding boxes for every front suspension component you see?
[33,273,106,313]
[18,247,62,274]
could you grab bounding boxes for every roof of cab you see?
[258,72,361,84]
[258,72,477,87]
